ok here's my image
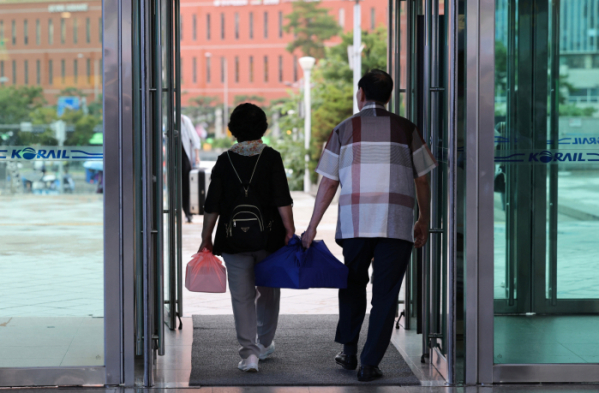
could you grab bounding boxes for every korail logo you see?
[528,150,599,163]
[0,147,103,160]
[494,150,599,164]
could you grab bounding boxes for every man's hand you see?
[413,219,428,248]
[301,226,317,248]
[198,235,213,252]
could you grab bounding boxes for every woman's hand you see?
[198,235,213,252]
[301,226,317,248]
[284,227,295,245]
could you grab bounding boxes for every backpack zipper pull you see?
[244,188,248,197]
[234,220,237,227]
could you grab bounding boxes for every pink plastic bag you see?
[185,249,227,293]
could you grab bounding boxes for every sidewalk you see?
[182,191,375,316]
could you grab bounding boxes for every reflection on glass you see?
[494,0,599,365]
[0,2,104,368]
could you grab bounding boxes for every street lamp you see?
[298,56,315,194]
[205,51,227,138]
[352,0,362,114]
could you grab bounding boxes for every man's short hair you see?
[358,69,393,103]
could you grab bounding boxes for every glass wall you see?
[493,0,599,364]
[0,1,104,368]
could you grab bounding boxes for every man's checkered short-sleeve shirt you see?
[316,102,437,243]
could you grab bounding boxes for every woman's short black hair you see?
[358,69,394,103]
[228,103,268,142]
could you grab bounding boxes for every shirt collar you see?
[361,101,386,111]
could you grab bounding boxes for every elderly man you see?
[302,69,437,382]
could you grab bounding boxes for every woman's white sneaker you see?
[257,341,275,360]
[238,354,259,372]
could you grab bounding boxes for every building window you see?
[11,20,16,45]
[99,17,102,42]
[221,57,225,83]
[12,60,16,85]
[36,59,41,85]
[235,13,239,39]
[48,19,53,45]
[0,21,4,45]
[371,8,375,30]
[206,14,211,40]
[73,18,78,44]
[61,59,65,84]
[249,56,254,82]
[36,20,40,45]
[192,57,197,83]
[339,8,345,29]
[206,56,211,83]
[234,56,239,83]
[0,61,4,86]
[60,19,66,44]
[249,12,253,39]
[264,12,268,38]
[87,58,91,84]
[220,13,225,39]
[278,55,283,82]
[24,20,28,45]
[293,55,298,82]
[48,59,53,85]
[264,56,268,82]
[24,60,28,85]
[180,16,183,40]
[74,59,78,84]
[278,11,283,38]
[193,14,197,41]
[86,18,90,43]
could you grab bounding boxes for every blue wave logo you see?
[538,151,553,163]
[22,147,36,160]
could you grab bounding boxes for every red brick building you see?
[0,0,102,105]
[180,0,389,107]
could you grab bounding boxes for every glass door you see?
[493,0,599,373]
[390,0,460,383]
[133,0,182,386]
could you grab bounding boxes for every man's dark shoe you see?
[357,365,383,382]
[335,352,358,370]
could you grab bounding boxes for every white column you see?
[353,0,362,114]
[299,56,315,193]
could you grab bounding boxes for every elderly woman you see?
[199,103,295,372]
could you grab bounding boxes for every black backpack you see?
[225,149,272,251]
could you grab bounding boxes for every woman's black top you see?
[204,146,293,255]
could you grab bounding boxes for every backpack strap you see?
[227,148,265,196]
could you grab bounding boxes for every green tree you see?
[284,0,341,59]
[234,94,265,106]
[0,86,46,125]
[308,27,388,179]
[61,109,102,146]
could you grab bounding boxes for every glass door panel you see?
[494,0,599,365]
[0,4,105,370]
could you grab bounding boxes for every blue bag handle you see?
[288,235,307,267]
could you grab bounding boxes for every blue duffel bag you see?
[254,235,348,289]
